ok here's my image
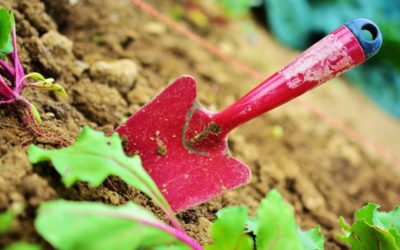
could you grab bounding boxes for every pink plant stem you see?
[105,212,203,250]
[141,220,203,250]
[0,59,15,77]
[165,210,182,231]
[140,181,183,231]
[0,67,12,81]
[123,160,183,231]
[147,190,182,231]
[9,28,25,93]
[0,99,16,105]
[0,75,15,99]
[26,83,48,89]
[0,59,15,81]
[9,28,18,66]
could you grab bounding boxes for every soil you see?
[0,0,399,249]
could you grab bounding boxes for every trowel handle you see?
[212,18,382,134]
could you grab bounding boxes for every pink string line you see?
[130,0,400,167]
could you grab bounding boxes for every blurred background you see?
[170,0,400,119]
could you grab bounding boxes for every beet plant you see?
[0,7,66,137]
[24,126,400,249]
[29,127,324,250]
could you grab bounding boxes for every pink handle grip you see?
[212,25,366,134]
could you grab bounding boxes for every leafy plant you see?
[29,127,324,250]
[35,201,194,250]
[245,190,324,250]
[28,126,179,229]
[33,189,323,250]
[338,203,400,249]
[205,207,253,250]
[29,126,202,249]
[0,6,67,138]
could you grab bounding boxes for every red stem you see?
[141,220,203,250]
[0,74,15,99]
[0,59,15,77]
[104,211,203,250]
[0,61,14,82]
[0,99,16,105]
[112,156,183,231]
[11,29,25,94]
[18,98,71,146]
[26,83,48,89]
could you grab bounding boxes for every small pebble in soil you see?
[144,22,167,36]
[41,112,55,120]
[90,59,139,92]
[41,31,74,57]
[69,0,80,5]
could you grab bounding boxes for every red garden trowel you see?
[116,18,382,211]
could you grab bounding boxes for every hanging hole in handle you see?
[361,23,378,41]
[346,18,382,59]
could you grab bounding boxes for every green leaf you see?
[54,83,68,97]
[297,226,324,250]
[2,33,13,56]
[0,8,13,56]
[0,203,24,234]
[244,190,325,250]
[29,103,42,125]
[25,73,68,97]
[345,221,399,250]
[28,126,171,212]
[35,200,189,250]
[376,207,400,232]
[337,216,351,244]
[205,207,253,250]
[4,242,42,250]
[0,209,13,233]
[354,203,379,224]
[338,216,351,233]
[256,190,303,250]
[338,203,400,249]
[25,72,46,81]
[355,203,400,246]
[356,204,400,233]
